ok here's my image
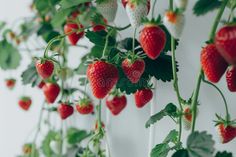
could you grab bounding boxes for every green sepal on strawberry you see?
[18,96,32,111]
[35,58,54,80]
[76,97,94,115]
[134,88,153,108]
[139,17,167,60]
[5,78,16,90]
[43,82,60,104]
[58,102,74,120]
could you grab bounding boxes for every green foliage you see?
[0,40,21,70]
[172,149,189,157]
[41,131,58,156]
[163,130,179,144]
[215,151,233,157]
[21,62,42,87]
[193,0,222,16]
[146,103,178,128]
[51,8,74,28]
[34,0,60,16]
[66,128,91,145]
[59,0,92,9]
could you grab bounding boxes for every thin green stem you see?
[132,27,137,57]
[97,100,102,129]
[152,0,158,18]
[105,24,131,31]
[102,30,113,58]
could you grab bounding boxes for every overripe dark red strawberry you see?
[201,44,228,83]
[38,81,45,89]
[87,61,119,99]
[140,24,166,60]
[106,94,127,115]
[35,59,54,79]
[226,66,236,92]
[18,97,32,111]
[134,88,153,108]
[43,83,60,104]
[5,78,16,90]
[58,103,74,120]
[64,23,84,45]
[215,25,236,65]
[122,58,145,83]
[76,98,94,115]
[92,18,107,32]
[216,123,236,144]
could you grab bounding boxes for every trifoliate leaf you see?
[145,103,177,128]
[66,128,91,145]
[193,0,222,16]
[215,151,233,157]
[163,130,179,144]
[172,149,189,157]
[59,0,91,9]
[187,131,215,157]
[151,143,170,157]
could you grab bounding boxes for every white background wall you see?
[0,0,236,157]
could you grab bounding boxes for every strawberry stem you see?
[102,30,114,58]
[132,27,137,59]
[191,0,229,133]
[151,0,158,18]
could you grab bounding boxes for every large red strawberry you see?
[76,98,94,115]
[215,25,236,65]
[96,0,117,22]
[201,44,228,83]
[18,96,32,111]
[216,123,236,144]
[122,58,145,83]
[106,94,127,115]
[5,78,16,90]
[58,103,74,120]
[134,88,153,108]
[35,59,54,79]
[43,83,60,104]
[64,23,84,45]
[226,66,236,92]
[87,61,119,99]
[140,23,166,60]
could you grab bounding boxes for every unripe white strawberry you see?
[124,0,150,28]
[96,0,118,22]
[163,11,185,39]
[174,0,188,10]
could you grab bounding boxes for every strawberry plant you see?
[0,0,235,157]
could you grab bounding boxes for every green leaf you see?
[21,62,42,87]
[187,131,215,157]
[215,151,233,157]
[163,130,179,144]
[172,149,189,157]
[0,40,21,70]
[51,8,73,28]
[59,0,91,9]
[34,0,60,16]
[193,0,222,16]
[145,103,177,128]
[41,131,58,156]
[66,128,91,145]
[151,143,170,157]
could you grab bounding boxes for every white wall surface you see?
[0,0,236,157]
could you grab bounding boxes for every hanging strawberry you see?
[5,78,16,90]
[37,81,45,89]
[215,24,236,65]
[139,18,166,60]
[18,96,32,111]
[64,23,84,46]
[58,103,74,120]
[163,10,185,39]
[87,61,119,99]
[91,14,108,32]
[200,44,228,83]
[43,82,60,104]
[35,59,54,80]
[96,0,118,22]
[76,97,94,115]
[134,88,153,108]
[123,0,150,28]
[226,66,236,92]
[174,0,188,10]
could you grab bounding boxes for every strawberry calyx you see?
[128,0,147,8]
[214,114,235,127]
[58,101,73,106]
[142,16,162,26]
[109,88,124,97]
[78,97,92,107]
[5,78,16,82]
[20,96,31,102]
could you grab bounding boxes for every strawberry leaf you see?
[193,0,222,16]
[151,143,170,157]
[215,151,233,157]
[66,128,91,145]
[41,131,58,156]
[163,130,179,144]
[172,149,189,157]
[34,0,60,16]
[59,0,91,9]
[51,8,74,28]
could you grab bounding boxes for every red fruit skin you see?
[87,61,119,99]
[215,25,236,65]
[64,23,84,46]
[18,99,32,111]
[184,107,192,122]
[226,66,236,92]
[36,60,54,79]
[5,79,16,89]
[140,25,166,60]
[58,103,74,120]
[122,59,145,83]
[43,83,60,104]
[217,124,236,144]
[76,103,94,115]
[92,18,107,32]
[201,44,228,83]
[95,121,105,130]
[106,95,127,115]
[134,89,153,108]
[38,81,45,89]
[122,0,150,14]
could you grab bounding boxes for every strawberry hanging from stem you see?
[58,102,74,120]
[64,22,84,46]
[134,88,153,108]
[35,59,54,80]
[76,97,94,115]
[18,96,32,111]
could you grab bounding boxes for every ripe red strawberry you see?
[92,18,107,32]
[58,103,74,120]
[76,98,94,115]
[140,23,166,60]
[134,88,153,108]
[182,106,192,130]
[37,81,45,89]
[106,94,127,115]
[5,78,16,90]
[43,83,60,104]
[226,66,236,92]
[18,97,32,111]
[122,58,145,83]
[215,25,236,65]
[96,0,117,22]
[87,61,119,99]
[201,44,228,83]
[216,123,236,144]
[64,23,84,45]
[35,59,54,79]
